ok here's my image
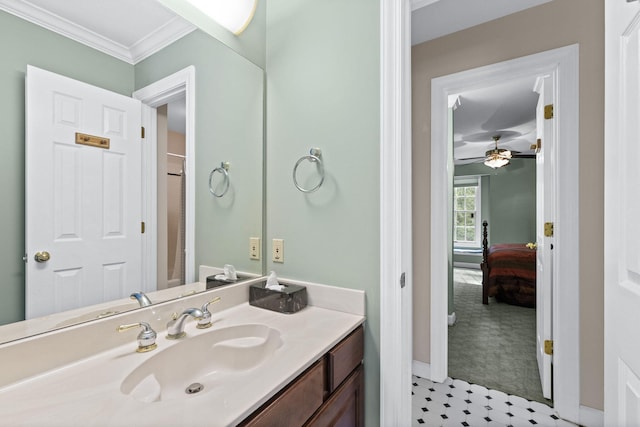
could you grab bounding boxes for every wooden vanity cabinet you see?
[239,325,364,427]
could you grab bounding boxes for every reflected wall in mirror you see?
[0,3,265,344]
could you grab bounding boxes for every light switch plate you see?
[272,239,284,263]
[249,237,260,260]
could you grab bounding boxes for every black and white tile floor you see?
[412,376,578,427]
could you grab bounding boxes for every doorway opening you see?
[428,45,580,421]
[133,66,196,293]
[447,76,545,402]
[157,98,187,290]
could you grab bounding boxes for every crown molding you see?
[130,17,196,64]
[0,0,195,64]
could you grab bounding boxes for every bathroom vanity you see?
[0,274,365,427]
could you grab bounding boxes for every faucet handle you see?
[197,296,222,329]
[117,322,157,353]
[202,296,221,312]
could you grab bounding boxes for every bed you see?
[480,221,537,308]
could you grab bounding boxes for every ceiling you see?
[411,0,552,46]
[452,76,540,165]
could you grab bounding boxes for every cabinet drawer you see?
[327,325,363,392]
[241,359,325,427]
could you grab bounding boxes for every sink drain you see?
[185,382,204,394]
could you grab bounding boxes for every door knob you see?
[34,251,50,263]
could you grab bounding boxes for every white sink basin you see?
[120,324,282,402]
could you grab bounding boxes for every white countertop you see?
[0,302,364,427]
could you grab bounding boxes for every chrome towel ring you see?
[293,148,325,193]
[209,162,230,198]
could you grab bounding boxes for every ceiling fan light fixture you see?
[483,135,511,168]
[484,154,510,169]
[485,148,512,159]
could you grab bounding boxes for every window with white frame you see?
[454,176,481,247]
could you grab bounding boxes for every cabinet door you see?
[241,360,325,427]
[327,326,364,392]
[306,365,364,427]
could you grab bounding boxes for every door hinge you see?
[531,138,542,153]
[141,126,145,139]
[544,104,554,120]
[544,222,554,237]
[400,272,406,288]
[141,222,145,234]
[544,339,554,355]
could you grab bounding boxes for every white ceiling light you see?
[182,0,257,35]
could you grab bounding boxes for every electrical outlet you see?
[272,239,284,263]
[249,237,260,260]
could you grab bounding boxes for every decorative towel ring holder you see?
[293,148,325,193]
[209,162,230,198]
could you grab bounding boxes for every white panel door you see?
[605,0,640,425]
[534,75,554,400]
[26,65,142,319]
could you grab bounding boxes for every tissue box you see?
[206,274,249,290]
[249,281,307,314]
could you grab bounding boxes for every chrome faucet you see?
[166,308,204,339]
[197,296,221,329]
[130,291,152,307]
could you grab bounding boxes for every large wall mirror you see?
[0,0,266,344]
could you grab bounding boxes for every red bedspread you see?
[487,243,536,307]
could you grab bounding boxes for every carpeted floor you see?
[448,268,550,405]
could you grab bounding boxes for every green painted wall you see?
[455,158,537,247]
[265,0,380,424]
[0,10,134,326]
[134,30,264,277]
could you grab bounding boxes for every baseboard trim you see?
[412,360,431,380]
[453,262,481,269]
[448,312,456,326]
[579,405,604,427]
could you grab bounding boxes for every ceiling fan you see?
[484,135,512,168]
[457,134,535,168]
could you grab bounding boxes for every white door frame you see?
[132,66,196,290]
[429,45,580,422]
[380,0,413,425]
